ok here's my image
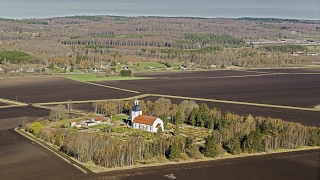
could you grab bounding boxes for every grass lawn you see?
[127,62,167,70]
[65,74,147,82]
[89,124,110,129]
[113,115,130,121]
[307,45,320,50]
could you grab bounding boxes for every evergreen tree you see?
[49,62,55,70]
[70,66,74,72]
[204,133,222,157]
[111,61,117,66]
[175,110,184,125]
[169,141,180,161]
[174,122,180,136]
[197,103,211,128]
[224,136,242,155]
[242,126,265,153]
[308,128,320,146]
[189,108,198,126]
[159,114,168,129]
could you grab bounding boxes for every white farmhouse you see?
[131,100,164,133]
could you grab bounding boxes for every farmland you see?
[80,148,320,180]
[1,128,318,180]
[0,106,50,130]
[0,68,320,180]
[0,129,84,180]
[97,70,320,108]
[0,68,319,128]
[0,77,137,103]
[0,102,8,106]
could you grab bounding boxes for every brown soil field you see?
[97,71,320,108]
[0,106,49,120]
[135,69,263,78]
[0,106,50,130]
[0,69,319,180]
[1,125,319,180]
[135,68,320,78]
[0,102,8,106]
[0,129,84,180]
[0,77,136,103]
[74,148,320,180]
[252,68,320,74]
[71,103,95,112]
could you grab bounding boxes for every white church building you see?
[131,100,164,133]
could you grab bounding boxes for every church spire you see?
[134,99,139,105]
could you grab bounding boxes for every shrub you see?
[29,122,43,136]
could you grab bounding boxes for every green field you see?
[126,62,168,70]
[113,115,130,121]
[307,45,320,50]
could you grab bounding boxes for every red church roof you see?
[133,115,157,126]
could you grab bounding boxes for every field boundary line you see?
[33,93,319,112]
[150,94,320,112]
[78,81,140,94]
[0,104,28,109]
[32,94,152,116]
[31,93,319,113]
[34,94,152,106]
[0,98,28,106]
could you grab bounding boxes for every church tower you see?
[131,99,142,127]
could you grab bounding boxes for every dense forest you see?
[0,50,34,64]
[0,16,319,73]
[23,98,320,168]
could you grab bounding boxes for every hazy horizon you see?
[0,0,319,20]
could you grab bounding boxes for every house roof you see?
[94,116,104,121]
[133,115,157,126]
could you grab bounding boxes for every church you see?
[131,100,164,133]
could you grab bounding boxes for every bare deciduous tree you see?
[49,104,68,121]
[67,99,73,111]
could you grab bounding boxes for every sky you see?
[0,0,319,20]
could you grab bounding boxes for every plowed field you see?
[97,72,320,108]
[0,77,136,103]
[0,68,319,180]
[77,148,320,180]
[0,129,84,180]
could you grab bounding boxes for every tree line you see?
[22,98,320,168]
[261,45,307,53]
[0,50,34,64]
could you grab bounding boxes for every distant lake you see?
[0,0,319,20]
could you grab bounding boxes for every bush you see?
[120,70,133,77]
[180,153,189,160]
[29,122,43,136]
[96,73,106,78]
